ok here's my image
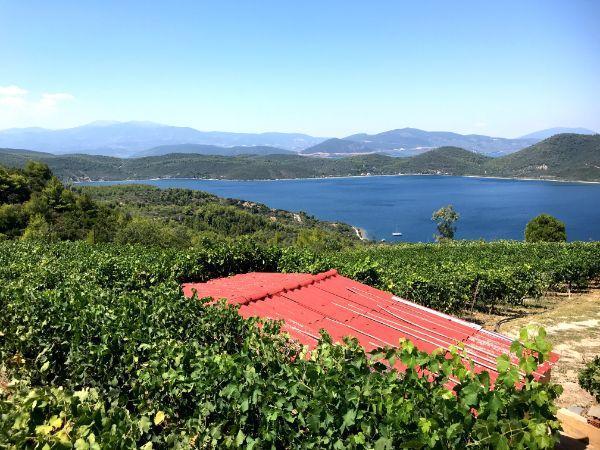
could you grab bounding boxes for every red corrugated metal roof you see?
[182,270,558,380]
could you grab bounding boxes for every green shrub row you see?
[1,239,598,316]
[279,241,600,313]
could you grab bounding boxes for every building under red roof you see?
[182,269,557,381]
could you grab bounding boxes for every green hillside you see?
[0,151,407,181]
[0,147,55,168]
[1,134,598,182]
[0,148,483,180]
[400,146,490,174]
[0,162,358,248]
[301,137,375,154]
[484,134,600,181]
[79,184,358,247]
[136,143,294,157]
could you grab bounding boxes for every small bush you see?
[579,356,600,402]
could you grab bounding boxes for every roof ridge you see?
[239,269,338,305]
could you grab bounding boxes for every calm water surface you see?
[82,176,600,242]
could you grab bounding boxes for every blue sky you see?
[0,0,598,137]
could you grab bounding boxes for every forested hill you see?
[484,133,600,181]
[398,146,491,173]
[0,162,358,248]
[79,184,358,247]
[135,143,294,157]
[1,133,598,182]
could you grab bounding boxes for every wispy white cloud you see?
[0,85,76,127]
[0,95,28,108]
[0,85,28,97]
[0,85,29,109]
[0,85,75,109]
[38,92,75,109]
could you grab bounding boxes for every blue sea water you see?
[81,175,600,242]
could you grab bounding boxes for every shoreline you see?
[74,173,600,185]
[352,226,368,241]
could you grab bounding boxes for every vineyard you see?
[1,239,599,448]
[280,240,600,313]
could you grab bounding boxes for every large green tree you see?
[525,214,567,242]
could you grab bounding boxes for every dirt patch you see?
[546,319,600,333]
[465,288,600,409]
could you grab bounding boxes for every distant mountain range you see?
[519,127,597,140]
[1,134,598,182]
[301,127,596,157]
[341,128,536,157]
[0,121,325,157]
[0,121,596,158]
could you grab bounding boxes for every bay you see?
[81,175,600,242]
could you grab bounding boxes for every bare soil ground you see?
[464,287,600,409]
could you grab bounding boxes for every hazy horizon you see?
[1,1,599,137]
[0,119,598,141]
